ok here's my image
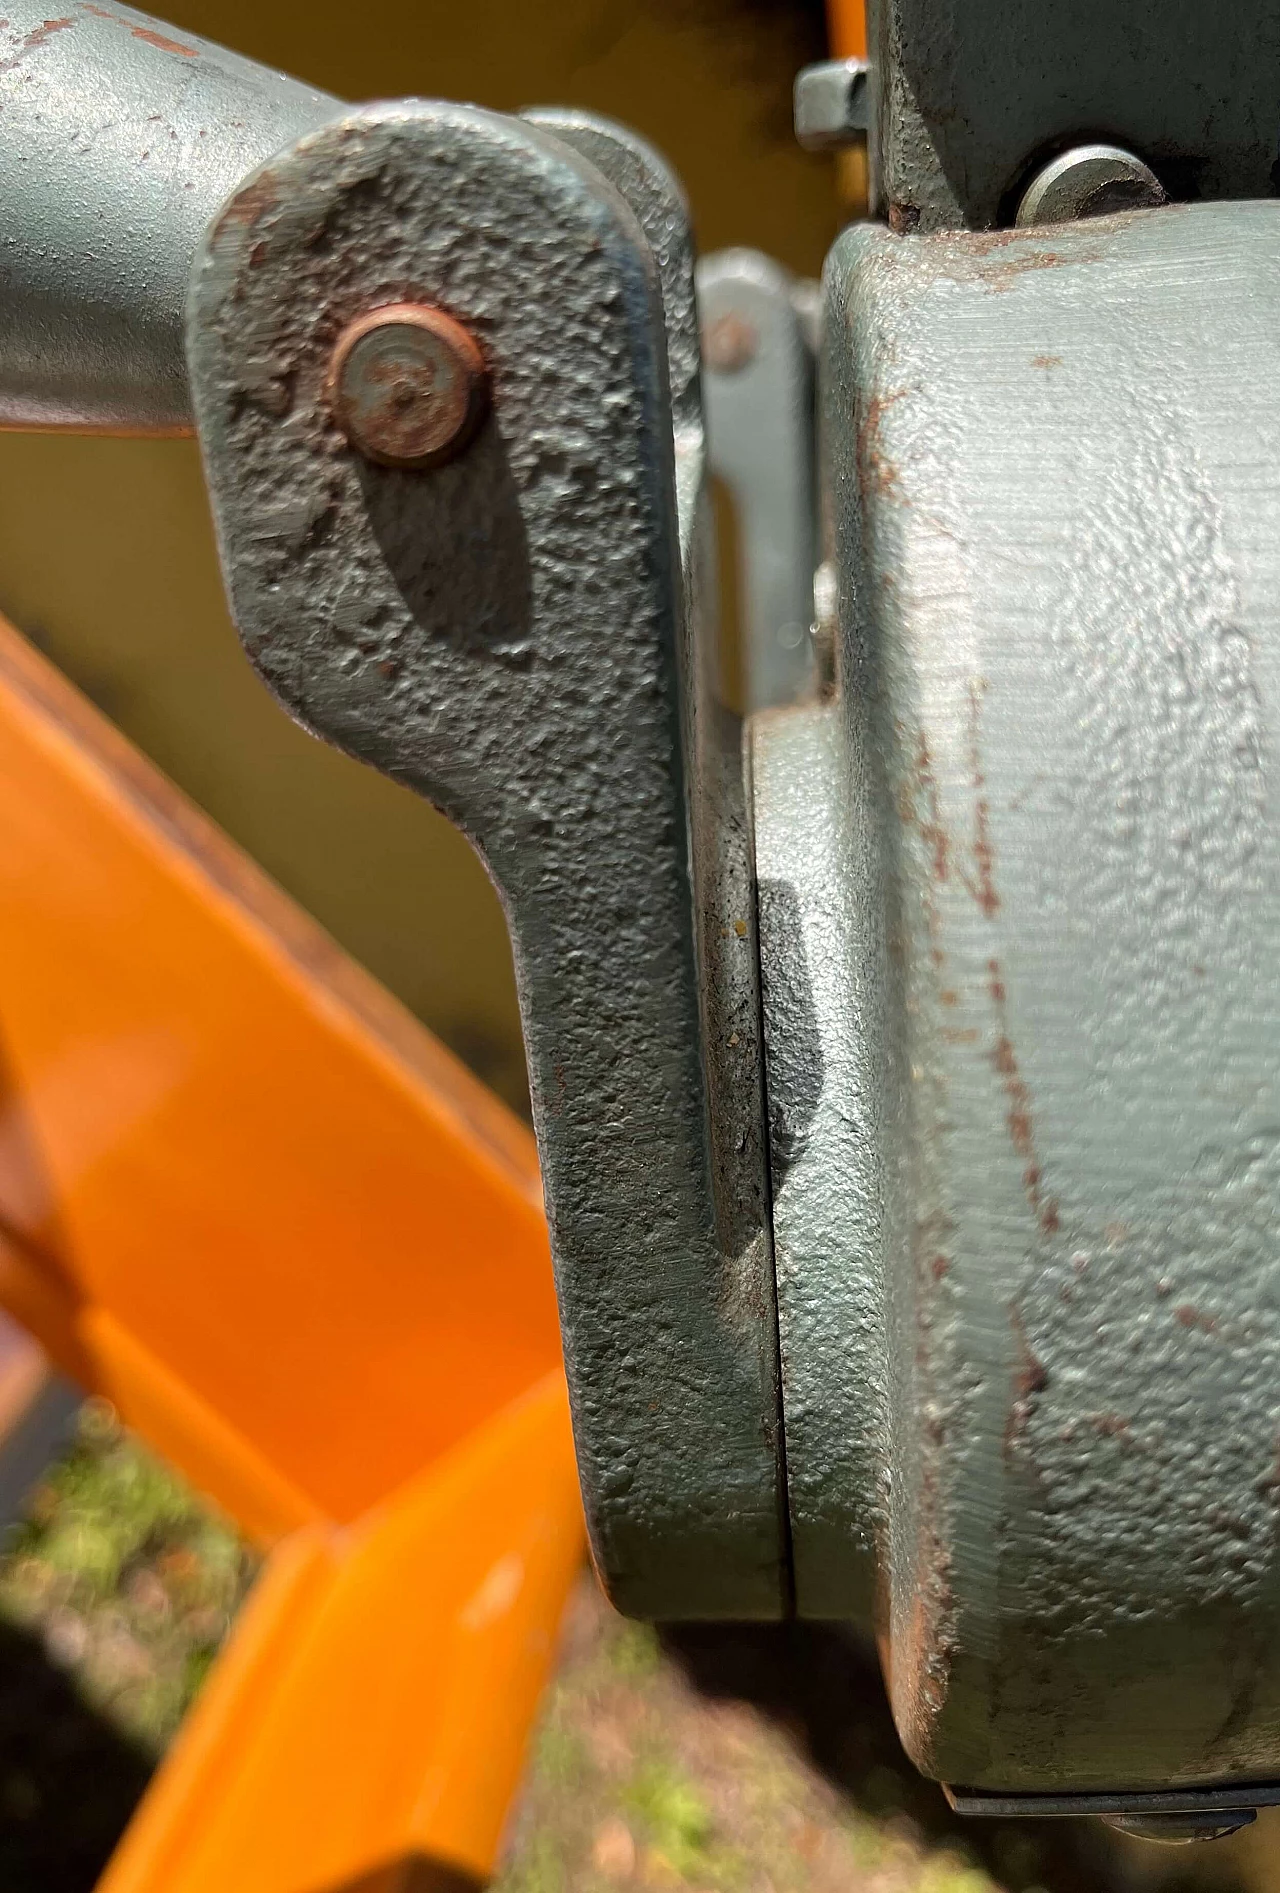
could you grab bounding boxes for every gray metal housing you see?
[822,201,1280,1789]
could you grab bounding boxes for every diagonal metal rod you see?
[0,0,339,432]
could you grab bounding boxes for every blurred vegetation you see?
[0,1400,257,1756]
[0,1402,254,1886]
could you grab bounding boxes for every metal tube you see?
[0,1,340,432]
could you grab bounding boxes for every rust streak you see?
[1004,1304,1049,1457]
[987,959,1059,1237]
[895,723,949,977]
[914,730,949,883]
[130,23,197,54]
[855,386,910,504]
[82,4,197,53]
[959,678,999,917]
[214,170,281,239]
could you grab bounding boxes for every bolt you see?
[703,311,759,375]
[326,302,488,469]
[1015,143,1166,227]
[793,57,870,153]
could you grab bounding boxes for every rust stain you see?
[962,678,999,917]
[1004,1304,1049,1457]
[987,958,1059,1237]
[895,726,949,976]
[0,14,74,76]
[963,232,1070,290]
[131,23,197,54]
[966,231,1026,255]
[903,687,999,922]
[1031,353,1063,370]
[214,170,281,240]
[82,4,197,53]
[913,730,949,883]
[1175,1302,1219,1336]
[856,386,910,504]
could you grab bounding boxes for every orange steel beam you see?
[0,612,563,1541]
[99,1376,582,1893]
[827,0,867,58]
[0,613,587,1885]
[824,0,869,216]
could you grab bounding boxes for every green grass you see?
[0,1398,257,1755]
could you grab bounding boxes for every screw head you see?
[1015,143,1166,227]
[327,302,488,469]
[703,310,759,375]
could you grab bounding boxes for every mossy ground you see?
[2,1408,1280,1893]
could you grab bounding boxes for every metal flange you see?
[187,100,788,1620]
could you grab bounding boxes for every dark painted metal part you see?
[945,1781,1280,1820]
[0,0,339,431]
[188,101,787,1619]
[1102,1814,1255,1843]
[521,115,787,1610]
[867,0,1280,230]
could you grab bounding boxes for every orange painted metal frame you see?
[826,0,866,58]
[0,611,561,1535]
[0,612,584,1887]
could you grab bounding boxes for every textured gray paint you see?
[188,101,786,1619]
[827,203,1280,1789]
[0,0,338,430]
[752,703,887,1619]
[867,0,1280,230]
[525,110,786,1617]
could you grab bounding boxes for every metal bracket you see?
[187,101,787,1619]
[698,250,819,712]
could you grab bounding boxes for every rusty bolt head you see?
[702,310,759,376]
[326,302,488,469]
